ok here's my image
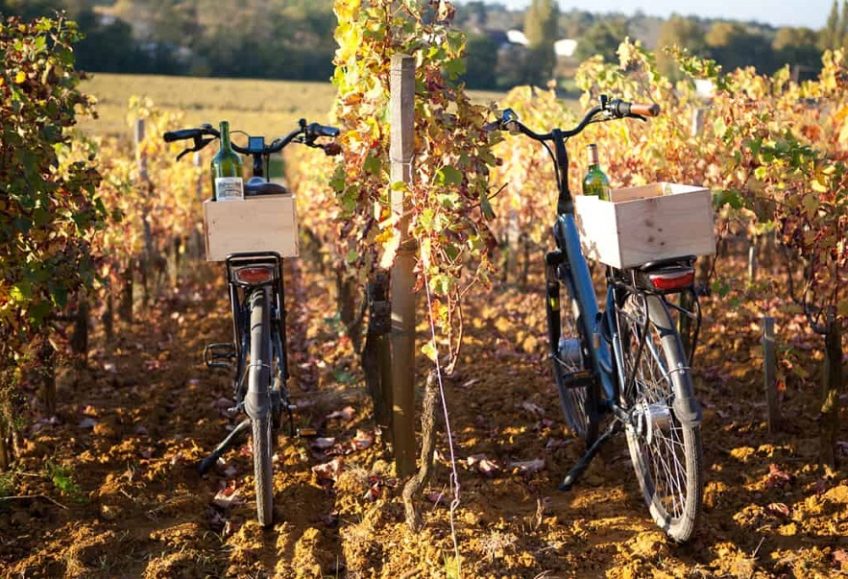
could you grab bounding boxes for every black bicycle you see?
[163,119,339,526]
[487,96,704,542]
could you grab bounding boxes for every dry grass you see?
[79,73,505,138]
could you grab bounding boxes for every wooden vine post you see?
[389,54,416,477]
[762,316,780,433]
[820,313,843,468]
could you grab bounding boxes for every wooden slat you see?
[615,188,714,268]
[203,194,298,261]
[573,195,622,268]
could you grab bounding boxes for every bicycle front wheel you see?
[617,293,703,542]
[546,258,599,444]
[248,288,274,527]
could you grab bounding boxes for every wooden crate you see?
[574,183,715,269]
[203,194,298,262]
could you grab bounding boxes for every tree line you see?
[0,0,842,89]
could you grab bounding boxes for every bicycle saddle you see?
[245,181,289,196]
[637,255,695,272]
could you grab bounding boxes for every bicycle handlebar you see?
[163,118,340,160]
[163,128,206,143]
[487,95,661,142]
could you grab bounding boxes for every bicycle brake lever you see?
[176,137,215,160]
[322,142,342,156]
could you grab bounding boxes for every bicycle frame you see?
[544,130,618,405]
[544,129,702,424]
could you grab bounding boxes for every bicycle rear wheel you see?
[547,258,599,444]
[248,288,274,527]
[617,293,703,542]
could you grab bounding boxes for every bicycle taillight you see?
[233,265,275,285]
[648,270,695,291]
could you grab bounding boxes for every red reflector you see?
[234,266,274,285]
[649,270,695,291]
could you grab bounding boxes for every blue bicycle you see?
[488,96,704,542]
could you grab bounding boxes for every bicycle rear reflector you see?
[648,270,695,291]
[233,265,275,285]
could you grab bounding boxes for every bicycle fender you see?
[244,386,271,420]
[672,390,702,427]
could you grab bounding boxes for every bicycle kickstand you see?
[559,420,621,491]
[197,418,251,475]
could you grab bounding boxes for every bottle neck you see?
[219,121,231,149]
[587,145,599,169]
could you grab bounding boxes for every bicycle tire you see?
[248,288,274,527]
[548,263,599,444]
[617,293,703,542]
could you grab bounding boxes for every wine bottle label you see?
[215,177,244,201]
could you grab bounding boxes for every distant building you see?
[506,29,529,46]
[490,29,579,58]
[555,39,578,58]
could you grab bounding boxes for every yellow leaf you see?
[421,340,438,362]
[811,178,828,194]
[14,71,26,84]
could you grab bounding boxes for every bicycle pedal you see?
[560,370,594,389]
[204,343,236,369]
[296,427,318,438]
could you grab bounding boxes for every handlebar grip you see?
[483,121,501,133]
[630,102,661,117]
[306,123,340,138]
[163,129,203,142]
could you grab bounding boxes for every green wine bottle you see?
[210,121,244,201]
[582,144,611,201]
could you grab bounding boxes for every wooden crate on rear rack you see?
[573,183,715,269]
[203,194,298,262]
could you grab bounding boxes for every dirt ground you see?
[1,254,846,578]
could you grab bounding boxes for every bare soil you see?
[1,256,846,578]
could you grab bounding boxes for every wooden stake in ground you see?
[820,315,842,469]
[389,53,416,477]
[762,316,780,433]
[362,271,393,434]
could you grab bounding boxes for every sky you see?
[476,0,834,30]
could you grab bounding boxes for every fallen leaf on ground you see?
[509,458,545,475]
[766,502,791,518]
[467,454,501,477]
[310,437,336,450]
[519,401,545,418]
[352,430,374,451]
[312,457,344,482]
[363,476,383,501]
[765,463,795,488]
[326,406,355,422]
[213,482,241,509]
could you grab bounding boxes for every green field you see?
[80,73,506,138]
